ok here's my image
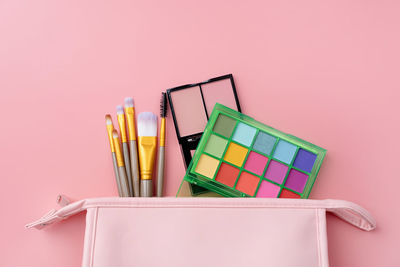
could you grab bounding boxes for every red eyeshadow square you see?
[215,163,240,187]
[279,189,301,198]
[235,172,260,196]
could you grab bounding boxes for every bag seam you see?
[316,209,321,267]
[27,199,375,231]
[317,209,326,267]
[80,203,371,229]
[90,207,98,267]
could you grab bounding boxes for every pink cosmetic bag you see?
[27,197,375,267]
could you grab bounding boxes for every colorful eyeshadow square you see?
[204,134,228,158]
[215,163,240,187]
[224,142,248,167]
[264,160,288,184]
[213,114,236,138]
[293,148,317,173]
[284,169,309,193]
[256,181,281,198]
[235,172,260,196]
[253,132,277,155]
[244,151,268,176]
[232,122,257,147]
[272,140,297,164]
[194,154,220,179]
[279,189,301,198]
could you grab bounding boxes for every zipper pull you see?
[56,194,71,207]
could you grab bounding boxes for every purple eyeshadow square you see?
[284,169,309,193]
[293,149,317,173]
[264,160,288,184]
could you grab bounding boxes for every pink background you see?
[1,0,399,266]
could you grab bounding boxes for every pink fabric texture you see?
[27,198,375,267]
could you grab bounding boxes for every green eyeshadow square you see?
[213,114,236,138]
[204,134,228,158]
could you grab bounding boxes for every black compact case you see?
[167,74,241,195]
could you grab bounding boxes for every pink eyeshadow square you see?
[201,78,238,116]
[264,160,288,184]
[169,86,207,137]
[244,151,268,176]
[256,181,281,198]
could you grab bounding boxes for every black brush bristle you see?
[160,92,168,118]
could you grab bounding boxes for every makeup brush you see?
[137,112,157,197]
[117,105,133,197]
[156,93,168,197]
[105,115,123,196]
[124,97,140,197]
[112,130,130,197]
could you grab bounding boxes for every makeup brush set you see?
[105,94,167,197]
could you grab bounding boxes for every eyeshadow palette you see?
[167,74,241,196]
[182,103,326,198]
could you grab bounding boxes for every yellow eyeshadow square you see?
[195,154,220,179]
[224,142,248,167]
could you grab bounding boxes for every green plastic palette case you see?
[181,103,326,198]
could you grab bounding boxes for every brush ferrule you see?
[125,107,137,141]
[117,114,128,143]
[138,136,157,180]
[113,136,125,167]
[106,124,115,152]
[160,118,166,147]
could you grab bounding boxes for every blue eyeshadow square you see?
[253,132,277,155]
[293,149,317,173]
[232,122,257,147]
[272,140,297,164]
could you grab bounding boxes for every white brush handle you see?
[111,153,123,197]
[129,140,140,197]
[122,142,133,197]
[156,146,165,197]
[118,166,130,197]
